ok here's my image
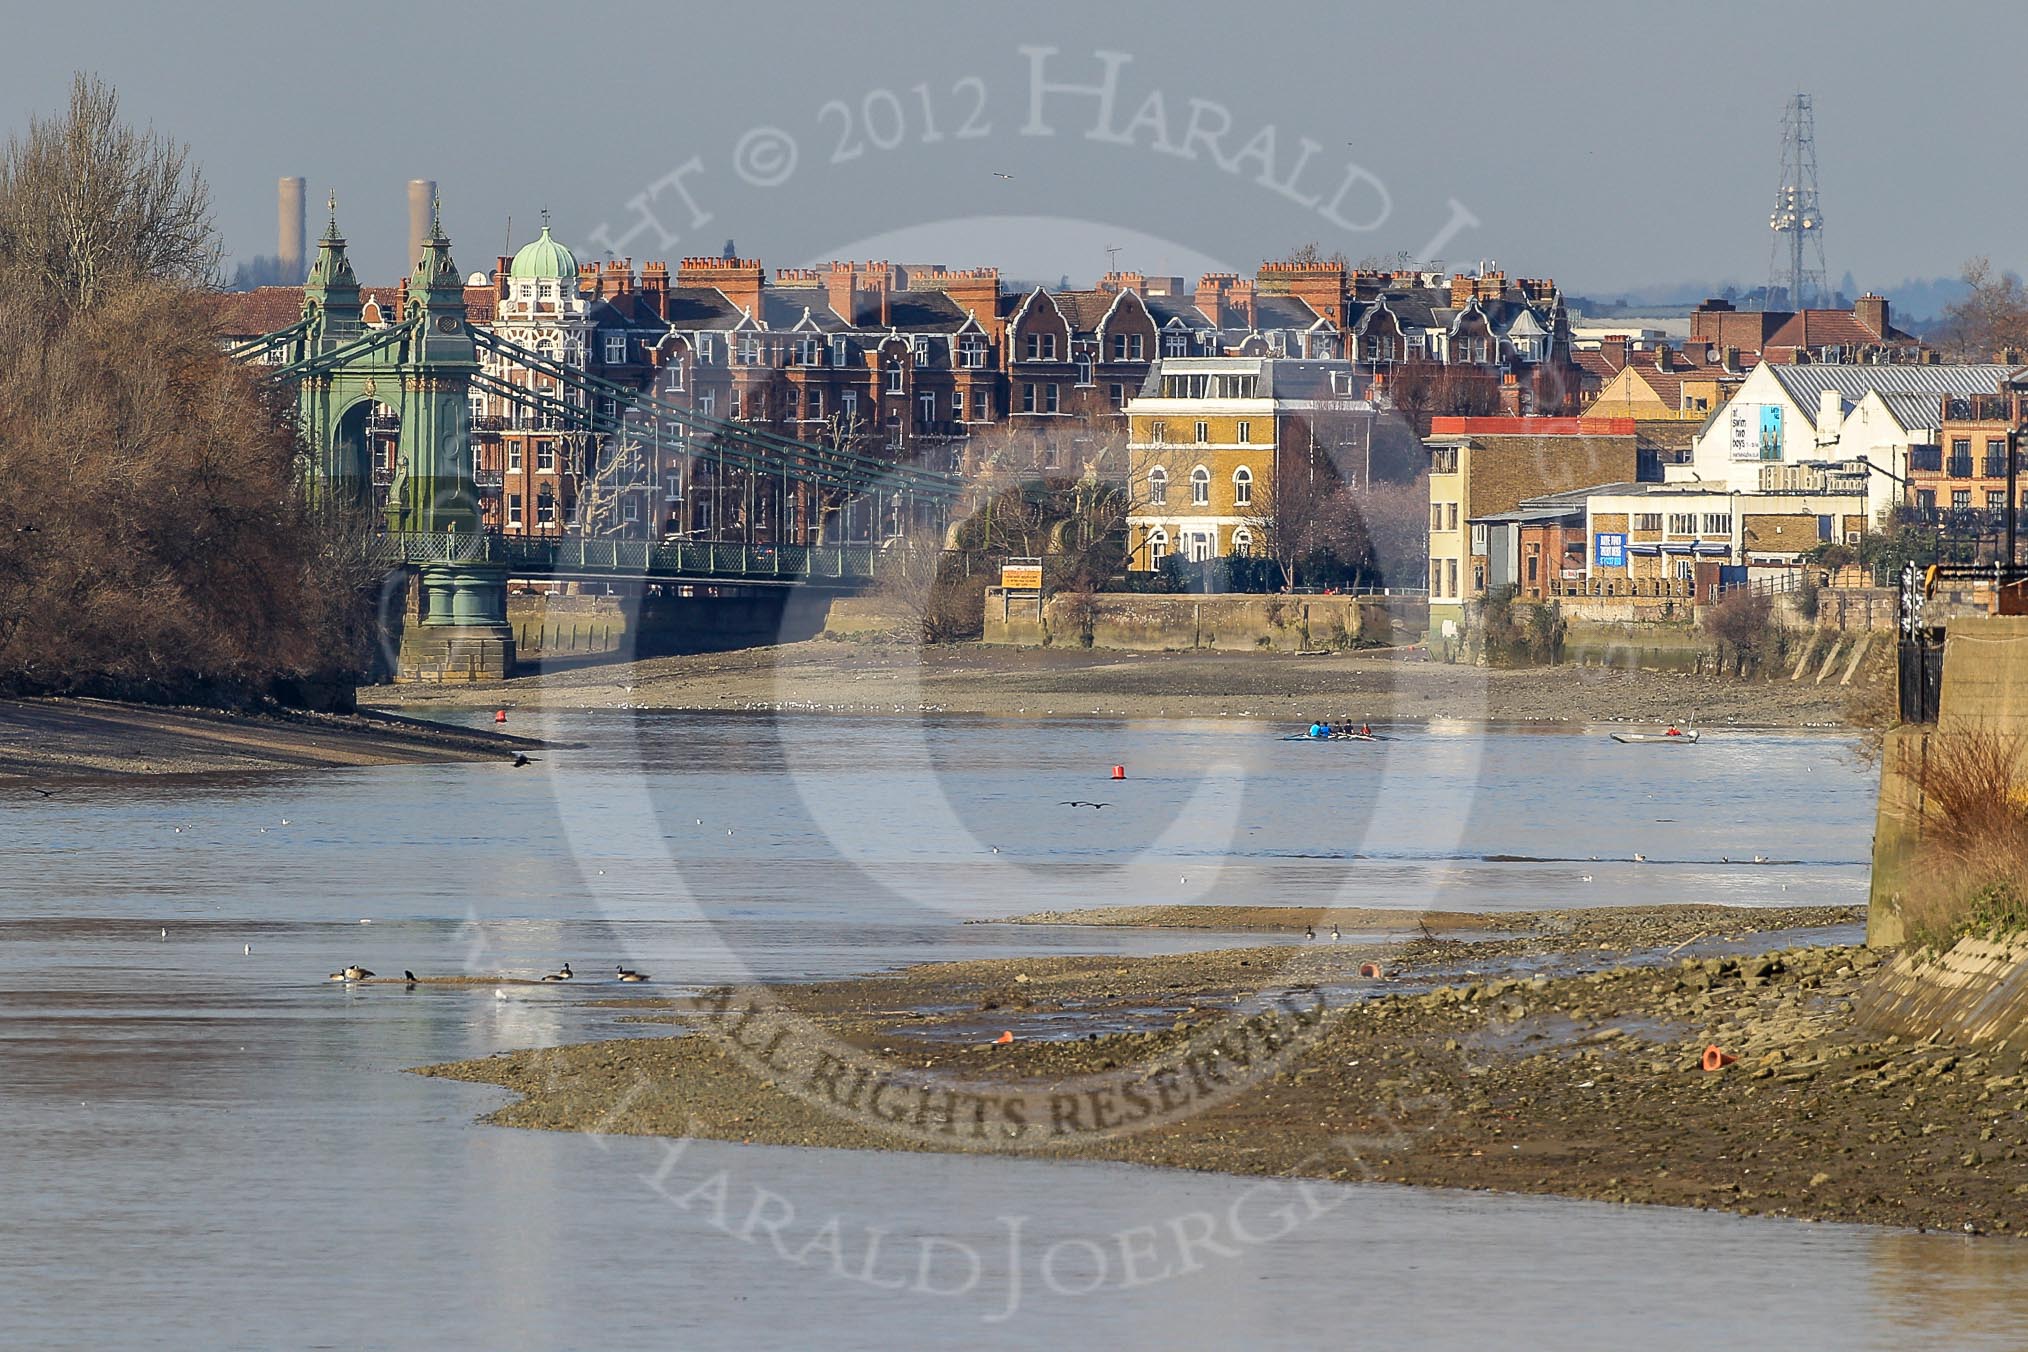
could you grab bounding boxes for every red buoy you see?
[494,709,507,724]
[1111,765,1125,780]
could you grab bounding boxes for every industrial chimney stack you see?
[277,176,306,284]
[407,178,436,267]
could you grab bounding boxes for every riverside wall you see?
[1868,616,2028,947]
[981,590,1428,653]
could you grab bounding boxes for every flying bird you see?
[1059,801,1110,809]
[512,754,537,767]
[992,171,1015,180]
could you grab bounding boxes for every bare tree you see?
[1939,257,2028,361]
[1244,445,1345,591]
[575,435,648,539]
[0,73,218,311]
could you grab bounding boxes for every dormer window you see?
[959,336,987,368]
[831,335,848,366]
[738,336,760,365]
[912,337,931,367]
[604,333,627,365]
[800,337,821,365]
[696,334,716,363]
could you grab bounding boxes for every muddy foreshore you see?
[371,639,1859,728]
[0,696,541,780]
[417,901,2028,1237]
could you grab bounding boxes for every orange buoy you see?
[1702,1044,1737,1072]
[1111,765,1125,780]
[494,709,507,724]
[1359,961,1385,979]
[993,1030,1015,1045]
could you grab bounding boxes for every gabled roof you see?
[1766,308,1920,351]
[760,288,845,330]
[885,291,972,333]
[1877,391,1947,433]
[211,286,307,336]
[661,287,746,330]
[1251,293,1323,331]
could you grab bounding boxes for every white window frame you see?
[1236,420,1251,443]
[831,335,848,366]
[1190,465,1211,506]
[1148,467,1169,504]
[605,333,627,364]
[1231,526,1253,557]
[1232,465,1253,506]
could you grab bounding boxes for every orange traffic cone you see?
[1702,1044,1737,1072]
[993,1030,1015,1045]
[1111,765,1126,780]
[494,709,507,724]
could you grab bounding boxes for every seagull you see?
[992,171,1015,180]
[1752,854,1770,865]
[160,927,167,940]
[280,819,290,827]
[1059,801,1110,809]
[542,963,574,982]
[243,944,251,956]
[1633,853,1647,863]
[1581,874,1594,883]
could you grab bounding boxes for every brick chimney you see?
[639,261,669,320]
[1257,260,1347,327]
[1449,274,1475,308]
[1195,272,1240,326]
[496,255,512,302]
[679,256,766,320]
[1855,293,1889,338]
[1227,278,1255,329]
[1600,335,1630,371]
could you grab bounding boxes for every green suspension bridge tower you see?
[233,198,961,680]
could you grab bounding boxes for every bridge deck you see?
[373,533,880,588]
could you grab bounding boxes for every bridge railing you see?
[368,531,881,581]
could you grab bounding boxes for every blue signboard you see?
[1595,532,1627,568]
[1758,404,1784,461]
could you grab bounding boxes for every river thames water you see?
[5,712,2027,1349]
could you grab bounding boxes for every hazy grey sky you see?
[5,0,2020,296]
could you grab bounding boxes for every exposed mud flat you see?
[372,639,1857,728]
[0,697,539,780]
[409,901,2028,1237]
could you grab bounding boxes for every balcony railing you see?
[1949,458,1975,479]
[1946,395,2011,422]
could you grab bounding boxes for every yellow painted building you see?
[1125,358,1373,569]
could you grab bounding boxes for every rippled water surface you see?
[7,711,2023,1349]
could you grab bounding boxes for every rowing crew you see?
[1306,720,1373,739]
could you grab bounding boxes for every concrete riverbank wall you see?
[1868,616,2028,947]
[981,590,1428,652]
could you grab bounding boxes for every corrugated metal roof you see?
[1878,391,1944,432]
[1765,363,2024,425]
